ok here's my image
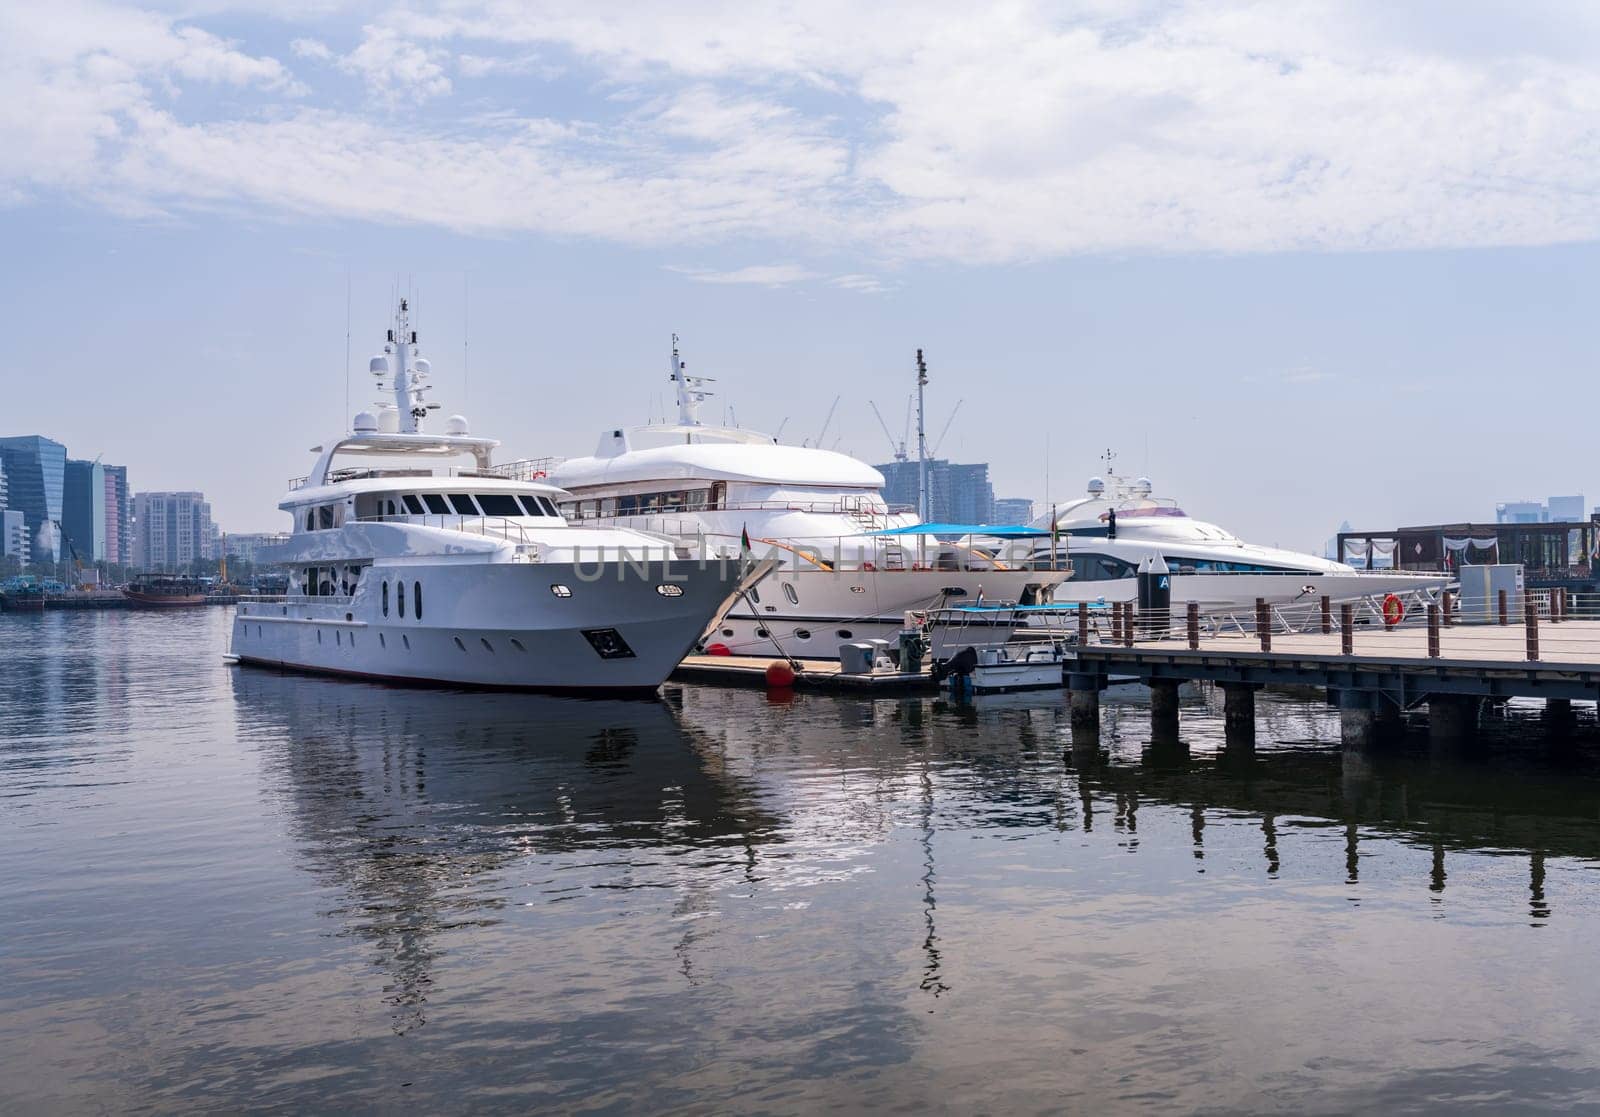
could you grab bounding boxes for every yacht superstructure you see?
[230,302,762,691]
[1024,471,1451,608]
[547,339,1069,656]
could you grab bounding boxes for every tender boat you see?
[230,301,767,692]
[123,574,208,607]
[1021,470,1451,610]
[545,338,1070,657]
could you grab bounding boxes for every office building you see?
[991,497,1035,526]
[104,464,131,567]
[133,491,213,571]
[1495,495,1589,524]
[0,436,67,562]
[875,458,995,524]
[62,459,107,563]
[1,509,27,564]
[223,532,286,565]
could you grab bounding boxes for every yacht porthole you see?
[510,638,526,653]
[454,636,467,651]
[336,631,341,646]
[256,625,262,638]
[849,585,866,594]
[795,628,812,640]
[720,628,735,638]
[550,584,573,598]
[755,627,770,638]
[481,638,494,653]
[749,586,760,604]
[764,605,777,613]
[317,630,323,644]
[837,629,853,639]
[346,612,353,623]
[655,584,684,597]
[783,583,799,604]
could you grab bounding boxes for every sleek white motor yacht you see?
[230,302,764,691]
[1021,470,1450,609]
[545,340,1069,656]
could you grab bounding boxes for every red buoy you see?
[765,660,796,688]
[705,642,733,656]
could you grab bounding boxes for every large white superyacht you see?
[230,302,765,691]
[544,340,1070,656]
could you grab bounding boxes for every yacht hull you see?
[230,558,748,691]
[706,566,1068,657]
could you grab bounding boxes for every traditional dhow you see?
[546,338,1070,657]
[123,574,208,607]
[231,302,765,691]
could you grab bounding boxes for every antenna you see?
[814,395,840,448]
[775,417,790,440]
[931,398,963,457]
[916,349,929,521]
[463,272,469,407]
[344,269,352,429]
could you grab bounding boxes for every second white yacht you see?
[545,340,1070,656]
[231,302,767,691]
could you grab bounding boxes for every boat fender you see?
[706,642,733,656]
[765,660,796,688]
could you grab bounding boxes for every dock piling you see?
[1321,595,1332,635]
[1525,598,1540,661]
[1339,689,1377,748]
[1498,589,1508,626]
[1340,603,1354,655]
[1068,673,1103,743]
[1427,604,1440,658]
[1149,679,1181,745]
[1428,694,1481,744]
[1186,602,1199,650]
[1220,682,1258,746]
[1255,598,1271,652]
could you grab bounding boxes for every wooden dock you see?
[673,654,936,694]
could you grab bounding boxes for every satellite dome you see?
[1087,476,1106,495]
[369,355,389,374]
[444,414,470,436]
[414,358,432,376]
[353,411,378,433]
[1133,476,1153,495]
[377,407,400,433]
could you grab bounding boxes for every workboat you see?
[123,574,208,607]
[545,339,1071,657]
[230,301,766,692]
[1020,470,1451,610]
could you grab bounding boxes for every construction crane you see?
[932,399,964,456]
[869,395,914,462]
[809,395,841,448]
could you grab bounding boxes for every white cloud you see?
[11,1,1600,262]
[666,264,820,286]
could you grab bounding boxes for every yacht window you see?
[318,505,334,530]
[403,494,426,515]
[384,499,397,517]
[600,497,617,516]
[422,494,450,515]
[539,497,559,516]
[477,493,522,516]
[414,581,422,620]
[382,581,389,616]
[397,580,406,617]
[516,495,545,516]
[1073,553,1137,581]
[304,510,315,532]
[783,583,799,605]
[448,494,480,515]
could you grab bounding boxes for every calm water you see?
[4,609,1600,1113]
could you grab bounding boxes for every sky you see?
[5,0,1600,547]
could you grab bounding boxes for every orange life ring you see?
[1382,594,1405,627]
[531,470,547,480]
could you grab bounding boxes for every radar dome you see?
[369,355,389,375]
[1133,477,1153,495]
[414,358,432,376]
[377,407,401,433]
[352,411,378,433]
[1086,477,1106,495]
[444,414,470,436]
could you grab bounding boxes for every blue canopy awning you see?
[859,523,1048,538]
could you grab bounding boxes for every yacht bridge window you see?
[565,487,718,519]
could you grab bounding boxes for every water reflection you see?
[230,669,783,1035]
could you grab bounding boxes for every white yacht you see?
[230,302,765,691]
[546,340,1070,656]
[1022,470,1451,609]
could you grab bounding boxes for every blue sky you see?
[5,1,1600,544]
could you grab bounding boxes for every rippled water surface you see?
[5,609,1600,1113]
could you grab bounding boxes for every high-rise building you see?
[0,436,67,562]
[133,491,213,571]
[62,459,107,563]
[104,464,131,567]
[991,497,1035,525]
[0,510,27,565]
[875,458,995,524]
[1495,495,1589,524]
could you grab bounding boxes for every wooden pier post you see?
[1442,590,1454,627]
[1077,601,1088,647]
[1340,603,1354,655]
[1149,679,1181,745]
[1068,673,1103,744]
[1110,602,1122,645]
[1427,604,1440,658]
[1122,602,1134,648]
[1186,602,1199,650]
[1255,598,1271,652]
[1498,589,1508,626]
[1321,595,1332,635]
[1525,598,1540,661]
[1220,682,1258,746]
